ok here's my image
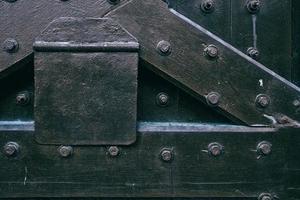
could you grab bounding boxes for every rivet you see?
[257,141,272,156]
[156,40,171,56]
[200,0,215,13]
[246,0,260,14]
[58,146,73,158]
[258,193,274,200]
[108,146,119,157]
[2,38,19,53]
[247,47,260,60]
[160,148,173,162]
[208,142,223,157]
[255,94,270,108]
[16,91,30,106]
[204,44,218,58]
[293,99,300,107]
[107,0,120,5]
[3,142,19,157]
[156,92,169,107]
[206,92,221,106]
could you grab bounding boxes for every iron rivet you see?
[255,94,270,108]
[16,91,30,106]
[247,47,260,60]
[3,142,19,157]
[107,0,120,5]
[200,0,215,13]
[204,44,218,58]
[156,40,171,56]
[258,193,273,200]
[58,146,73,158]
[108,146,119,157]
[156,92,169,107]
[208,142,223,157]
[160,148,173,162]
[257,141,272,156]
[3,38,19,53]
[206,92,221,106]
[246,0,260,14]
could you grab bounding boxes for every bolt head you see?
[247,0,260,14]
[58,146,73,158]
[258,193,273,200]
[108,146,119,157]
[293,99,300,107]
[3,142,19,157]
[16,91,30,106]
[156,92,169,107]
[255,94,270,108]
[160,149,173,162]
[3,38,19,53]
[247,47,260,60]
[156,40,171,56]
[206,92,221,106]
[257,141,272,156]
[208,142,223,157]
[204,44,218,58]
[201,0,215,13]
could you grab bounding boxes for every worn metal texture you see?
[0,0,128,77]
[107,0,300,126]
[0,123,289,198]
[168,0,292,81]
[34,18,138,145]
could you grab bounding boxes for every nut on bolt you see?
[108,146,119,157]
[156,40,171,56]
[257,141,272,156]
[3,142,19,157]
[208,142,223,157]
[16,91,30,106]
[255,94,270,108]
[58,146,73,158]
[156,92,169,107]
[160,148,173,162]
[246,0,260,14]
[206,92,221,106]
[247,47,260,60]
[3,38,19,53]
[204,44,218,58]
[258,193,274,200]
[201,0,215,13]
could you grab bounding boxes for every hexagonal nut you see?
[58,146,73,158]
[208,142,223,157]
[257,141,272,156]
[108,146,120,157]
[160,148,173,162]
[3,142,19,157]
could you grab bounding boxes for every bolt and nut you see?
[206,92,221,106]
[247,0,260,14]
[160,148,173,162]
[257,141,272,156]
[208,142,223,157]
[3,142,20,157]
[156,40,171,56]
[247,47,260,60]
[255,94,270,108]
[156,92,169,107]
[258,193,274,200]
[58,146,73,158]
[204,44,218,58]
[16,91,30,106]
[108,146,120,157]
[200,0,215,13]
[2,38,19,53]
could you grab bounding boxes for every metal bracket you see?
[107,0,300,126]
[34,17,139,145]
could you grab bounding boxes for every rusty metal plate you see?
[34,18,139,145]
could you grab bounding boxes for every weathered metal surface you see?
[107,0,300,126]
[0,123,288,198]
[34,18,138,145]
[0,0,128,77]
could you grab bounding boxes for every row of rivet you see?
[2,141,272,159]
[200,0,261,14]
